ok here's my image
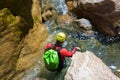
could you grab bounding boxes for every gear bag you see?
[43,44,61,71]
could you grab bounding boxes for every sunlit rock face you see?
[66,0,120,36]
[0,8,24,80]
[0,0,47,80]
[13,0,47,79]
[65,51,120,80]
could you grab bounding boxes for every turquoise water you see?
[45,20,120,72]
[38,19,119,80]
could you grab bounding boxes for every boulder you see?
[73,18,94,35]
[56,14,73,25]
[66,0,120,36]
[56,14,94,35]
[41,4,58,22]
[64,51,120,80]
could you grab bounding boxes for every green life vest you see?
[43,45,61,71]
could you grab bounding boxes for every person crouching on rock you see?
[45,32,80,73]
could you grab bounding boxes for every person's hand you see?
[75,47,81,51]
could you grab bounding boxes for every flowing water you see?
[41,18,120,80]
[45,19,120,70]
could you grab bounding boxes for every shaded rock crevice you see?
[0,0,34,39]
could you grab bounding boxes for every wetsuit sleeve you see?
[45,43,52,50]
[60,48,77,57]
